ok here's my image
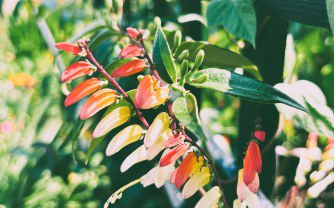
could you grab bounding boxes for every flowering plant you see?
[55,18,306,207]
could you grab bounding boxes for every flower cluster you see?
[234,129,265,207]
[56,27,227,208]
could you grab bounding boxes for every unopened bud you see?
[173,31,182,50]
[154,17,161,27]
[137,75,144,81]
[178,50,189,60]
[179,60,189,86]
[193,50,205,70]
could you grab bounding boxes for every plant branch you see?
[84,43,150,129]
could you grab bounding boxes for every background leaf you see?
[152,24,177,83]
[327,0,334,32]
[172,93,206,140]
[189,68,307,112]
[174,41,261,80]
[206,0,257,47]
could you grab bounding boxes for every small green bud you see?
[193,50,205,71]
[190,74,208,84]
[179,60,189,86]
[178,50,189,61]
[154,17,162,27]
[173,31,182,50]
[137,75,144,81]
[185,71,194,83]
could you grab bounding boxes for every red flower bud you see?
[64,78,106,107]
[120,45,143,58]
[165,134,184,148]
[112,59,147,78]
[61,61,95,83]
[55,42,82,55]
[126,27,144,39]
[254,130,266,142]
[159,143,188,167]
[172,152,197,189]
[243,141,262,185]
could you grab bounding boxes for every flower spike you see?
[80,88,118,120]
[61,61,95,83]
[112,59,147,78]
[120,45,144,58]
[64,78,107,107]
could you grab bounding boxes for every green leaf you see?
[327,0,334,32]
[153,23,177,83]
[85,136,104,165]
[206,0,257,47]
[105,58,133,74]
[174,41,261,80]
[71,120,85,164]
[189,68,307,112]
[172,93,207,140]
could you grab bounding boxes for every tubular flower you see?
[159,143,189,167]
[243,141,262,185]
[112,59,147,78]
[79,89,118,120]
[171,152,198,189]
[106,125,143,156]
[253,130,266,142]
[147,128,173,160]
[55,42,84,56]
[120,44,143,58]
[195,186,221,208]
[165,134,185,148]
[182,166,211,199]
[237,169,259,202]
[64,78,107,107]
[134,75,169,109]
[144,112,171,148]
[141,163,175,188]
[127,27,144,39]
[121,145,148,172]
[93,106,131,138]
[61,61,95,82]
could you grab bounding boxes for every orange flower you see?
[243,141,262,185]
[165,134,184,148]
[80,88,118,120]
[55,42,82,55]
[120,45,143,58]
[61,61,95,83]
[159,143,188,167]
[172,152,197,189]
[134,75,169,109]
[9,73,36,88]
[112,59,147,78]
[126,27,144,39]
[253,130,266,142]
[64,78,107,107]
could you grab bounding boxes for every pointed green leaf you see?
[153,23,177,83]
[189,68,307,112]
[172,93,206,140]
[207,0,257,47]
[174,41,261,80]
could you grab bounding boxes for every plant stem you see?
[84,44,150,129]
[180,124,230,208]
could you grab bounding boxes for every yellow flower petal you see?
[144,112,170,148]
[93,106,131,138]
[182,166,211,199]
[106,125,143,156]
[195,186,221,208]
[121,145,148,172]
